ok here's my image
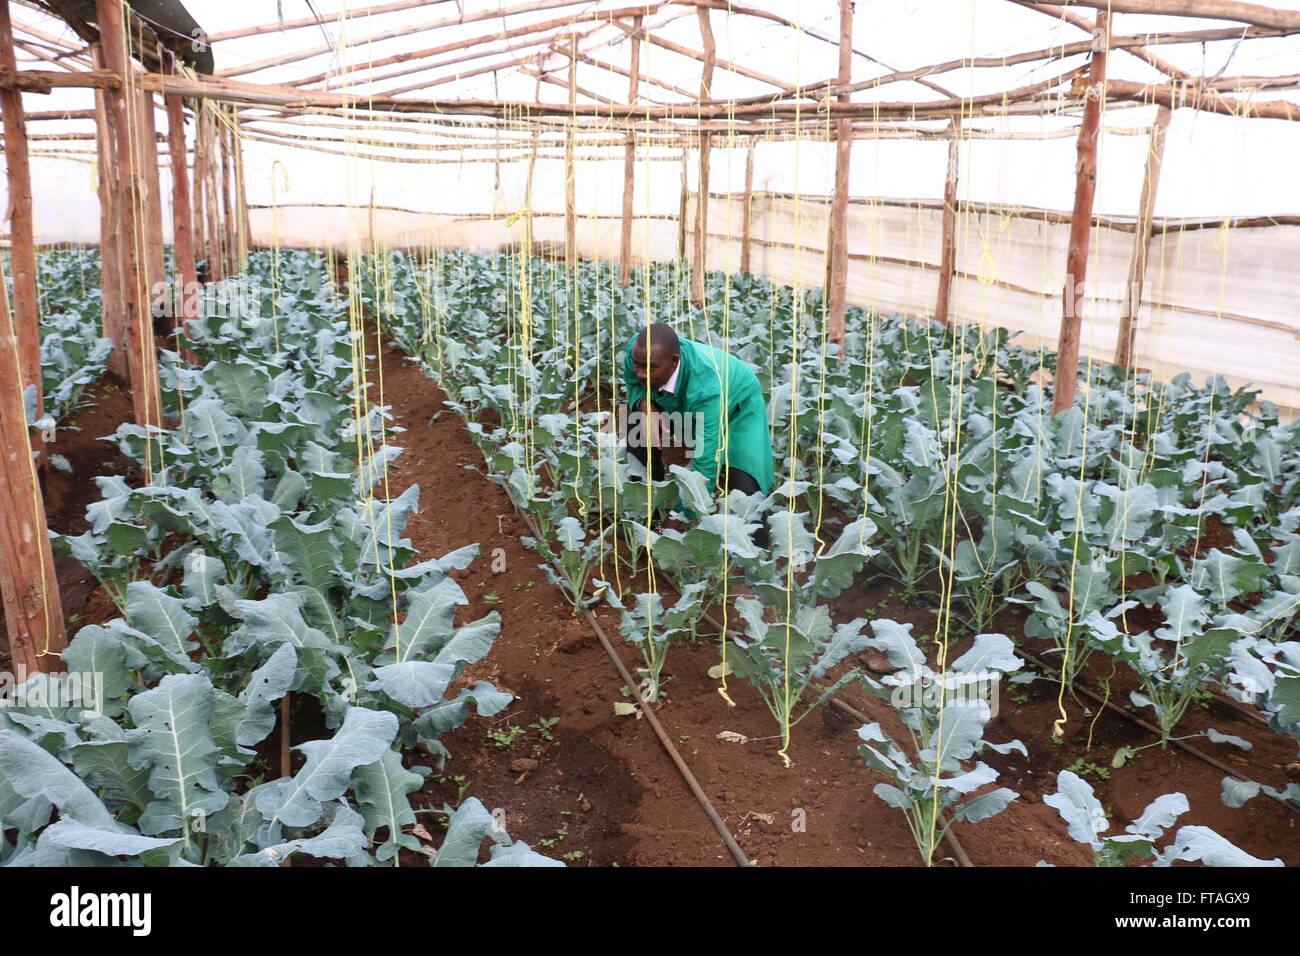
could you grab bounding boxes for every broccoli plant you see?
[855,624,1025,866]
[1043,771,1282,867]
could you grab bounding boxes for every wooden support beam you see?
[224,0,631,79]
[524,69,542,255]
[636,25,789,92]
[677,148,689,261]
[690,8,716,308]
[0,269,66,675]
[199,106,223,281]
[521,65,620,106]
[138,88,166,296]
[192,103,207,277]
[1015,2,1192,79]
[164,86,197,340]
[325,31,560,93]
[0,1,43,455]
[0,67,118,91]
[934,117,962,326]
[825,0,854,354]
[1115,104,1172,369]
[91,44,126,380]
[207,0,456,42]
[95,0,163,439]
[233,112,251,270]
[1051,0,1300,30]
[619,16,642,286]
[575,49,695,101]
[739,140,755,274]
[565,33,578,269]
[1053,13,1110,416]
[220,110,236,276]
[292,3,665,88]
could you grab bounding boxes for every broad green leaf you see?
[127,674,229,835]
[353,750,424,861]
[256,707,398,830]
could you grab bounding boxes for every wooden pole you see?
[191,103,207,276]
[1115,104,1171,368]
[0,272,67,675]
[164,85,198,345]
[691,6,716,308]
[230,109,249,273]
[220,112,236,276]
[934,117,962,326]
[825,0,854,352]
[94,0,164,437]
[0,0,43,458]
[1053,12,1110,416]
[524,67,542,258]
[618,16,642,286]
[91,44,127,381]
[677,147,690,261]
[138,89,167,297]
[200,107,224,282]
[565,32,578,270]
[739,140,755,274]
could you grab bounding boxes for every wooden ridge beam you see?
[207,0,457,43]
[224,0,657,79]
[1049,0,1300,30]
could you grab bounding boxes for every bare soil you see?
[375,345,1300,868]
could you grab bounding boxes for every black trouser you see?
[624,402,770,549]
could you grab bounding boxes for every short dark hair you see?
[630,322,679,359]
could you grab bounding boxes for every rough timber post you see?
[233,111,251,268]
[165,83,198,339]
[220,110,236,276]
[677,147,689,261]
[0,0,44,459]
[199,105,223,282]
[618,15,642,286]
[0,272,67,674]
[565,32,578,269]
[192,102,207,273]
[690,6,716,309]
[95,0,164,437]
[825,0,855,354]
[739,139,755,274]
[92,43,127,380]
[138,89,167,298]
[1052,12,1110,416]
[1115,104,1172,369]
[934,116,962,326]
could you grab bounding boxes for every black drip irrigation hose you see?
[512,510,754,867]
[1015,647,1300,819]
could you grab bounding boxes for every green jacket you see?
[623,335,775,497]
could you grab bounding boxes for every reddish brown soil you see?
[16,349,1298,869]
[0,377,132,673]
[374,344,1300,868]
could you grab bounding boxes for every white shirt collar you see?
[660,357,681,394]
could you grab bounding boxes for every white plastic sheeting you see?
[5,1,1300,408]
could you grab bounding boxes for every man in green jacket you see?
[622,323,774,546]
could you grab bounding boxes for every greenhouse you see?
[0,0,1298,873]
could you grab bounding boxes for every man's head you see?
[629,323,680,390]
